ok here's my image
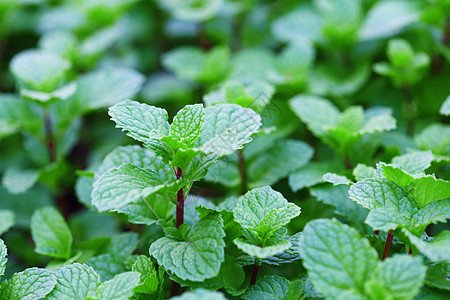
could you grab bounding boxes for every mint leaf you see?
[92,163,176,212]
[170,289,226,300]
[107,232,139,257]
[170,104,205,148]
[149,214,225,281]
[367,255,425,300]
[322,172,351,185]
[289,95,339,138]
[0,267,57,300]
[233,186,300,241]
[415,124,450,157]
[97,272,141,300]
[382,165,450,208]
[289,161,339,192]
[440,95,450,116]
[412,200,450,233]
[2,168,39,195]
[234,238,291,259]
[47,263,100,300]
[404,230,450,263]
[353,164,375,181]
[248,139,313,188]
[132,255,159,295]
[75,68,144,112]
[242,275,290,300]
[199,104,261,157]
[0,210,15,235]
[0,94,42,138]
[95,145,162,178]
[392,150,434,174]
[299,219,378,298]
[31,206,72,259]
[10,49,70,92]
[108,100,170,144]
[0,238,6,278]
[86,254,127,281]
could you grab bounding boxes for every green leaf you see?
[132,255,159,295]
[242,275,290,300]
[149,214,225,282]
[0,267,57,300]
[10,49,70,92]
[233,186,301,241]
[97,272,141,300]
[289,161,340,192]
[2,168,39,194]
[47,263,101,300]
[299,219,378,298]
[248,139,313,188]
[234,238,291,259]
[107,232,139,257]
[0,210,15,235]
[0,238,6,278]
[95,145,162,178]
[92,163,176,212]
[199,104,261,157]
[170,104,205,148]
[404,230,450,263]
[392,151,434,174]
[170,288,226,300]
[382,165,450,208]
[322,173,351,185]
[336,106,364,133]
[424,263,450,291]
[359,0,421,41]
[289,95,339,138]
[86,254,127,281]
[116,195,175,226]
[353,164,375,181]
[31,206,72,259]
[108,100,170,144]
[415,124,450,157]
[440,95,450,116]
[367,255,426,300]
[75,68,144,112]
[412,200,450,233]
[310,185,370,233]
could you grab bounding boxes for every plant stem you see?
[402,83,414,136]
[250,257,260,286]
[44,110,56,162]
[238,149,247,195]
[382,230,394,261]
[175,167,184,228]
[405,244,410,255]
[344,155,352,169]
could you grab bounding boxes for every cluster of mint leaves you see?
[1,0,450,299]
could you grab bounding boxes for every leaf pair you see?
[300,219,426,300]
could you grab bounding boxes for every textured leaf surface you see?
[170,104,205,147]
[109,100,170,144]
[2,168,39,195]
[0,268,57,300]
[322,173,351,185]
[415,124,450,157]
[368,255,425,300]
[149,214,225,281]
[404,230,450,263]
[31,206,72,259]
[233,186,300,240]
[234,238,291,259]
[86,254,127,281]
[248,139,313,188]
[440,96,450,116]
[242,275,290,300]
[47,263,100,300]
[92,163,176,212]
[289,95,339,137]
[289,161,337,192]
[0,210,15,235]
[299,219,378,298]
[97,272,141,300]
[171,288,226,300]
[392,151,433,174]
[0,239,6,277]
[10,49,70,92]
[199,104,261,156]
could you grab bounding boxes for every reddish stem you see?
[250,258,260,286]
[44,111,56,162]
[175,167,184,228]
[382,230,394,261]
[238,150,247,195]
